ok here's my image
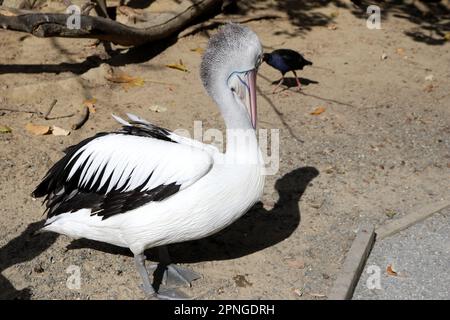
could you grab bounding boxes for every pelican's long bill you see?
[233,69,258,129]
[246,69,257,129]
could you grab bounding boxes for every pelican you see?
[33,23,265,299]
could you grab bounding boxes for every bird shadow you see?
[164,166,319,263]
[0,220,59,300]
[272,77,319,89]
[67,166,319,263]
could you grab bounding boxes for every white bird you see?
[33,23,265,299]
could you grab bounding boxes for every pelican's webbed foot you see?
[149,246,201,287]
[135,253,194,300]
[163,264,201,287]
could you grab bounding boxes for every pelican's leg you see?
[135,253,190,300]
[292,70,302,91]
[272,76,285,94]
[157,246,201,287]
[134,253,157,297]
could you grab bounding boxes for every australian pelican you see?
[33,24,265,299]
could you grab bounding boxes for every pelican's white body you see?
[43,131,265,255]
[40,23,267,261]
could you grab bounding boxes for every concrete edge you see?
[376,200,450,240]
[328,223,376,300]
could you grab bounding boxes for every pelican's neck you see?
[211,85,260,162]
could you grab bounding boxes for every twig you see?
[144,79,177,86]
[45,113,76,121]
[0,105,73,119]
[43,99,57,120]
[71,106,89,130]
[0,107,42,115]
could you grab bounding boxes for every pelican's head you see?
[200,23,263,129]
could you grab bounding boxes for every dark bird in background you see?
[263,49,312,93]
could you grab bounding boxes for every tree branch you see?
[0,0,222,46]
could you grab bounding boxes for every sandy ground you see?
[0,1,449,299]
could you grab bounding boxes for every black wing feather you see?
[33,122,180,221]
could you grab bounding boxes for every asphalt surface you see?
[353,206,450,300]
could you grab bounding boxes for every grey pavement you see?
[353,207,450,300]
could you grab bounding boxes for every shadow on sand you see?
[0,220,58,299]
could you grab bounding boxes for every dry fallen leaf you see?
[190,47,205,54]
[83,98,97,113]
[293,288,303,297]
[166,60,189,72]
[311,106,326,115]
[26,123,51,135]
[386,264,398,276]
[51,126,71,136]
[105,71,145,90]
[0,125,12,133]
[396,48,405,55]
[327,24,338,30]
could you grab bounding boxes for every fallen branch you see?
[0,0,222,46]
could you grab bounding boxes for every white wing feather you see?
[65,133,214,194]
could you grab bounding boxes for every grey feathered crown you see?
[200,23,261,95]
